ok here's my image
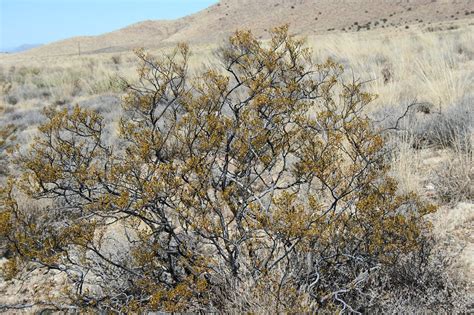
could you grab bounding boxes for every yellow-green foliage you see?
[0,26,436,313]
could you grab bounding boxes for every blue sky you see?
[0,0,217,51]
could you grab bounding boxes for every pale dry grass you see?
[435,144,473,204]
[308,25,473,111]
[389,134,425,195]
[2,23,471,111]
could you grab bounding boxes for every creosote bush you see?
[0,26,444,313]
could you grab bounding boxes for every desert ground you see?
[0,0,473,312]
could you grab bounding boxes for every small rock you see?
[425,183,435,190]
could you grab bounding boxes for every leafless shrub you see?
[4,108,45,127]
[111,55,122,65]
[369,237,472,313]
[78,94,121,115]
[420,99,473,153]
[377,97,472,153]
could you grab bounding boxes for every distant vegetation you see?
[1,44,42,54]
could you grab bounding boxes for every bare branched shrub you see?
[0,124,17,258]
[370,237,472,313]
[0,26,455,313]
[377,97,472,204]
[375,97,472,153]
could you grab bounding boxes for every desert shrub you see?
[370,237,471,313]
[422,98,473,153]
[5,95,18,105]
[0,125,17,258]
[86,74,123,95]
[111,55,122,65]
[78,94,121,115]
[424,103,472,152]
[3,108,45,127]
[1,81,12,96]
[10,82,51,101]
[377,97,472,153]
[0,124,16,176]
[0,26,447,313]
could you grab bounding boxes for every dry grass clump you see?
[408,97,472,152]
[434,147,473,204]
[224,238,471,313]
[379,96,473,204]
[372,242,472,313]
[0,58,125,109]
[411,98,473,203]
[310,26,472,112]
[387,134,424,196]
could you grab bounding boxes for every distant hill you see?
[2,44,43,53]
[8,0,474,57]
